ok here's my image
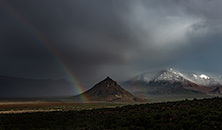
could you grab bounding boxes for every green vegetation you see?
[0,97,221,130]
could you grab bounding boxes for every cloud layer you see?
[1,0,222,90]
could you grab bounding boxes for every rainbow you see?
[0,0,87,102]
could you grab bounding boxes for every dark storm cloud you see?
[0,0,222,90]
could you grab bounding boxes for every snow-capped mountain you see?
[184,73,220,87]
[122,68,222,98]
[130,68,187,83]
[128,68,221,87]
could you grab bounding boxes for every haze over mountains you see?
[0,76,76,98]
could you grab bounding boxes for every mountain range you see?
[122,68,222,99]
[0,68,221,101]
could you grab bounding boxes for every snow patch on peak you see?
[185,73,220,86]
[192,74,198,79]
[154,69,185,82]
[133,68,186,83]
[199,74,210,80]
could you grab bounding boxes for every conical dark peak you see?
[71,77,146,102]
[102,76,117,86]
[75,76,146,102]
[104,76,113,81]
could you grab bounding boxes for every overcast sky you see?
[1,0,222,90]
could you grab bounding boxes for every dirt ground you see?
[0,101,125,114]
[0,109,62,114]
[0,101,81,114]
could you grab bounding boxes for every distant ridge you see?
[72,77,146,102]
[0,75,75,98]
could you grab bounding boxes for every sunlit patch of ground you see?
[0,101,126,114]
[0,109,62,114]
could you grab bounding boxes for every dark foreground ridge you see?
[72,77,146,102]
[0,97,221,130]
